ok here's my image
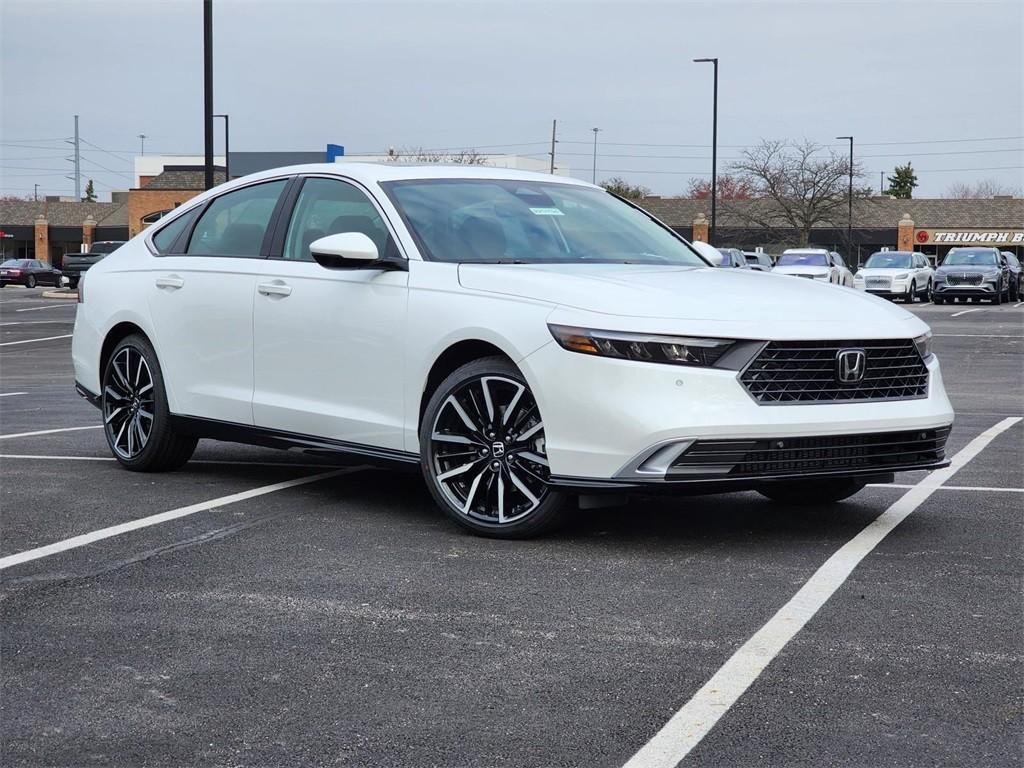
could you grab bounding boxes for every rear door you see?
[146,178,290,425]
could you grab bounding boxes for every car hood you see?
[457,263,925,340]
[772,265,830,276]
[935,264,997,274]
[856,268,912,278]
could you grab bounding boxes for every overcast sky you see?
[2,0,1021,201]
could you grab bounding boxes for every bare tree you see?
[943,178,1022,198]
[386,146,487,165]
[727,139,871,246]
[600,177,651,200]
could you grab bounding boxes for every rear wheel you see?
[757,477,867,505]
[101,334,197,471]
[420,356,565,538]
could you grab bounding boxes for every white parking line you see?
[13,304,75,312]
[934,334,1022,338]
[0,468,350,571]
[621,416,1022,768]
[1,320,74,326]
[0,392,28,398]
[950,308,983,318]
[0,425,102,439]
[869,482,1024,493]
[0,333,72,347]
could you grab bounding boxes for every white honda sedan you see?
[72,164,954,537]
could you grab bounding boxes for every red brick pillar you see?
[898,213,914,251]
[83,216,97,249]
[34,215,49,264]
[692,212,709,243]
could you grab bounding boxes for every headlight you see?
[854,274,864,281]
[982,270,1000,280]
[934,273,945,282]
[548,325,735,367]
[893,273,909,280]
[913,331,932,361]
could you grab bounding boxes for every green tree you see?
[82,179,97,202]
[600,177,651,200]
[885,163,918,199]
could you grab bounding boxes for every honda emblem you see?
[836,348,867,384]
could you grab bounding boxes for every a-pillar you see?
[692,212,709,242]
[34,214,49,264]
[83,216,97,249]
[898,213,915,251]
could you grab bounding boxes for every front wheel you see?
[757,477,867,504]
[993,286,1002,305]
[68,276,80,289]
[101,334,197,471]
[420,356,565,538]
[25,275,37,289]
[906,281,916,303]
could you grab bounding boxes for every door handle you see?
[155,275,184,289]
[257,281,292,297]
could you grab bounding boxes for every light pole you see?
[138,134,147,156]
[836,135,854,262]
[591,127,601,184]
[693,58,718,245]
[203,0,214,190]
[213,114,230,180]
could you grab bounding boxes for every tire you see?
[101,334,197,471]
[68,276,80,289]
[993,286,1002,305]
[757,477,868,505]
[420,356,565,538]
[1010,280,1019,302]
[906,281,916,303]
[25,275,36,289]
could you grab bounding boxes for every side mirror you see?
[310,232,379,268]
[690,240,724,266]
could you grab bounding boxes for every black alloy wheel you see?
[101,335,197,471]
[420,357,565,538]
[25,275,36,289]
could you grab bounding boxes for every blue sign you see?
[326,144,345,163]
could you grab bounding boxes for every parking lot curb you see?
[41,290,79,300]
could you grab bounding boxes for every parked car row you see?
[0,259,63,288]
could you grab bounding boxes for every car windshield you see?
[381,179,707,266]
[1,259,30,267]
[943,249,998,266]
[777,252,827,266]
[865,253,912,269]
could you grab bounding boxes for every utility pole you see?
[591,127,601,184]
[203,0,215,190]
[34,184,39,202]
[880,170,884,194]
[836,135,854,261]
[549,119,557,174]
[693,58,718,245]
[138,134,148,156]
[65,115,81,200]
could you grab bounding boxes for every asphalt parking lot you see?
[1,286,1021,768]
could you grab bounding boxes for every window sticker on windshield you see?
[529,207,564,216]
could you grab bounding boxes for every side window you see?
[186,180,287,257]
[833,253,846,268]
[152,210,197,254]
[282,177,397,262]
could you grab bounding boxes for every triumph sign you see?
[915,228,1024,245]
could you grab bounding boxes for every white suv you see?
[854,251,934,302]
[72,164,954,537]
[774,248,855,286]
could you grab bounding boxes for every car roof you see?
[233,162,598,187]
[781,247,829,253]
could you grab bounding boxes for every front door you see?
[147,178,289,425]
[251,176,409,451]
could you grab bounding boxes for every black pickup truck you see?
[62,241,127,288]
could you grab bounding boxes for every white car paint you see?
[72,163,954,491]
[854,251,934,300]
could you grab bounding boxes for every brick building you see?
[0,200,128,267]
[128,165,226,237]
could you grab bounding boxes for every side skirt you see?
[168,415,420,470]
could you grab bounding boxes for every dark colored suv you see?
[1000,251,1022,301]
[932,247,1012,305]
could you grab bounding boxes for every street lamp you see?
[138,134,147,156]
[591,127,601,184]
[693,57,718,245]
[836,135,854,263]
[213,114,230,180]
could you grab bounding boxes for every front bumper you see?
[520,340,955,482]
[932,282,998,298]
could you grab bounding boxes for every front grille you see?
[670,427,950,478]
[740,339,929,404]
[946,274,983,286]
[866,276,892,290]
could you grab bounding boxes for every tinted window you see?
[832,253,846,267]
[866,252,912,269]
[153,212,196,254]
[942,248,998,266]
[187,180,287,257]
[283,177,396,262]
[777,252,828,266]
